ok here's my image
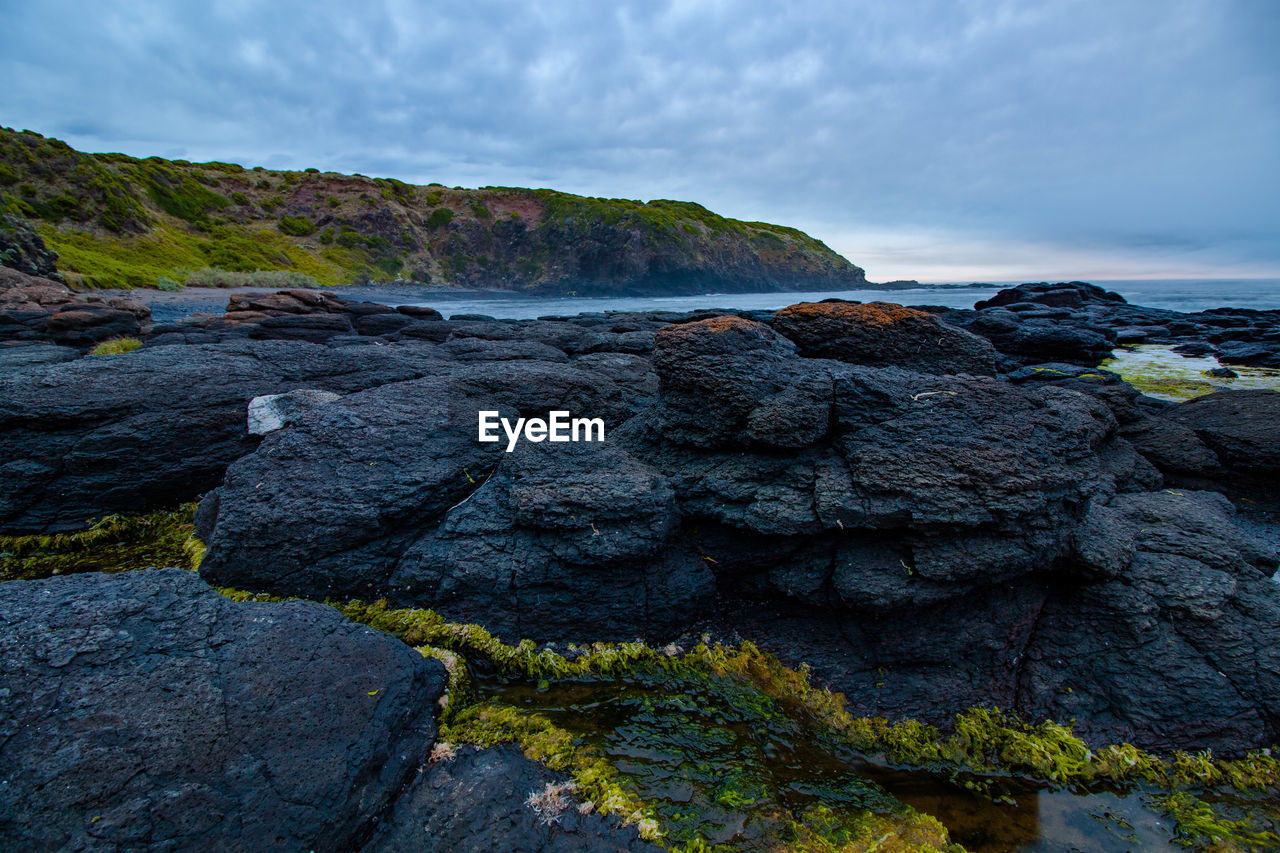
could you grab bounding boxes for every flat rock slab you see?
[0,568,446,852]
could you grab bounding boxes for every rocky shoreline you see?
[2,270,1279,850]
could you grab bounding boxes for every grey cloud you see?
[1,0,1276,280]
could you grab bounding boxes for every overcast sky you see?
[2,0,1277,282]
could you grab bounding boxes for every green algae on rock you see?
[8,505,1271,851]
[253,597,1278,852]
[0,503,203,581]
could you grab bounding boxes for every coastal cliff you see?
[0,126,865,295]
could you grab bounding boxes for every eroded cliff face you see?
[0,126,865,294]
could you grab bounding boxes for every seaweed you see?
[0,504,203,582]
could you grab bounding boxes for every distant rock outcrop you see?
[0,265,150,348]
[0,210,60,277]
[943,280,1280,368]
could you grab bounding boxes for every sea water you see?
[139,278,1280,323]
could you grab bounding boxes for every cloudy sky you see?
[2,0,1277,282]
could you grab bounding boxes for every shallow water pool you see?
[1101,345,1280,401]
[478,675,1195,851]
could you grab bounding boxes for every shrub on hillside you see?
[278,214,316,236]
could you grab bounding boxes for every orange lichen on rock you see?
[775,301,932,328]
[771,299,999,374]
[654,314,796,366]
[674,315,760,335]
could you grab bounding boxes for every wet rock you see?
[366,745,662,853]
[770,301,997,375]
[954,309,1115,366]
[224,288,356,318]
[248,313,355,342]
[1005,362,1152,424]
[396,304,445,320]
[1172,342,1218,357]
[358,312,419,336]
[944,281,1280,369]
[1216,340,1280,368]
[0,568,446,852]
[974,281,1128,310]
[44,303,146,346]
[23,291,1278,756]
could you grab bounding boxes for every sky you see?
[1,0,1277,283]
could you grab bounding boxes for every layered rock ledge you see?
[3,282,1278,757]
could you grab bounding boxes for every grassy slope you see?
[0,126,864,293]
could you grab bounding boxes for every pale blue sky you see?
[2,0,1277,281]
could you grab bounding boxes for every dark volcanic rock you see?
[366,745,662,853]
[1023,490,1280,751]
[248,313,356,342]
[0,339,450,533]
[195,309,1280,751]
[0,568,446,852]
[974,281,1128,310]
[387,439,711,639]
[952,308,1115,366]
[16,289,1280,756]
[945,281,1280,370]
[0,340,79,368]
[198,360,705,637]
[1119,416,1219,482]
[224,288,367,318]
[770,301,998,375]
[1163,389,1280,498]
[651,315,829,449]
[1217,340,1280,368]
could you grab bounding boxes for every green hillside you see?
[0,126,865,295]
